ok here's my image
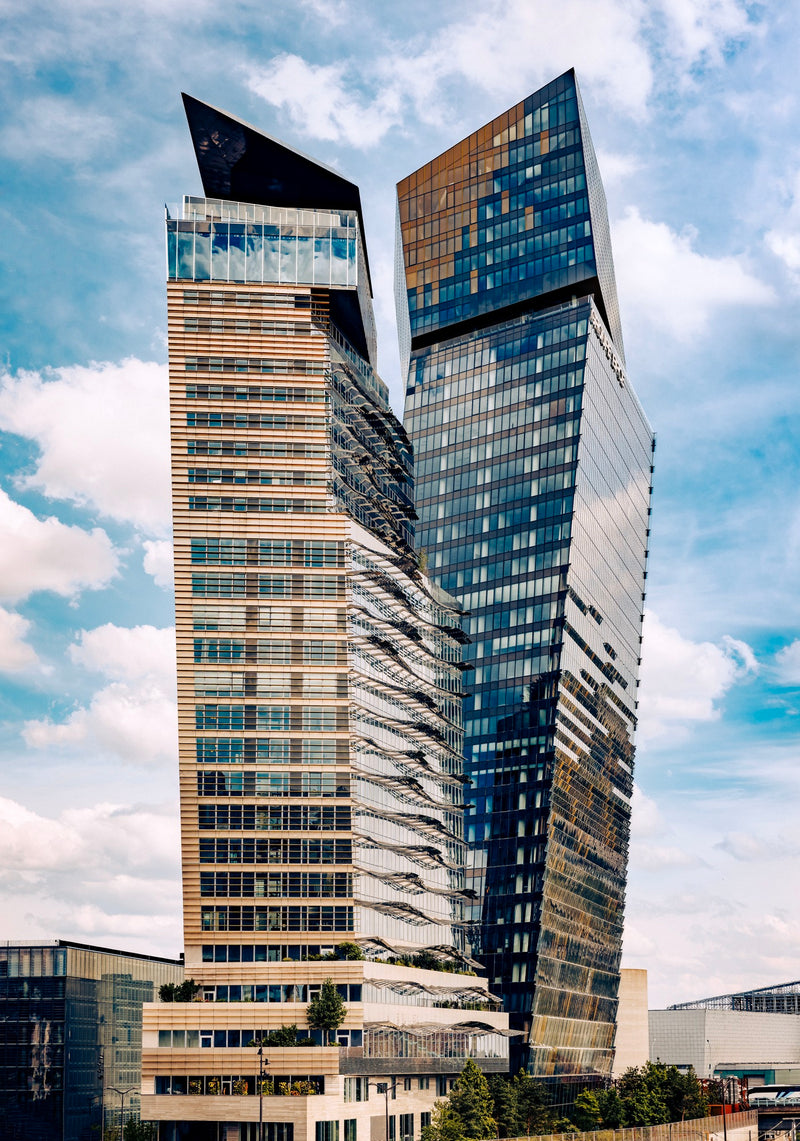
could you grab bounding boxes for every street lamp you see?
[108,1085,137,1141]
[255,1041,269,1141]
[375,1082,396,1141]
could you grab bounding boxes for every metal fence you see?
[506,1109,759,1141]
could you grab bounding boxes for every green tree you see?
[307,978,347,1044]
[489,1074,522,1138]
[265,1024,299,1046]
[334,942,364,960]
[597,1088,625,1128]
[572,1091,603,1131]
[513,1070,556,1135]
[123,1123,158,1141]
[421,1101,466,1141]
[158,978,200,1002]
[448,1060,497,1140]
[662,1066,708,1121]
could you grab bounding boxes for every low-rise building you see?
[0,939,183,1141]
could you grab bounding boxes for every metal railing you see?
[504,1109,758,1141]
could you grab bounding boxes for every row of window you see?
[191,538,344,567]
[199,838,352,864]
[195,706,347,732]
[188,469,326,486]
[185,356,324,375]
[201,943,343,963]
[188,496,326,514]
[192,574,345,599]
[198,805,351,831]
[203,982,362,1003]
[195,738,346,765]
[154,1074,323,1096]
[193,640,346,665]
[199,871,353,898]
[200,905,354,932]
[186,412,325,430]
[188,439,325,458]
[197,772,348,798]
[185,384,325,403]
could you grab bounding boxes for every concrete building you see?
[0,939,183,1141]
[141,96,511,1141]
[649,1008,800,1085]
[613,969,649,1077]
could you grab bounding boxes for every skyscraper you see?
[140,98,511,1141]
[398,70,654,1079]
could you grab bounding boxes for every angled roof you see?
[181,93,371,292]
[396,69,625,361]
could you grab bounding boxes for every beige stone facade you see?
[146,109,510,1137]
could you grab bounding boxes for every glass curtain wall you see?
[398,71,653,1077]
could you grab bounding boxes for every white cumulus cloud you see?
[0,795,181,952]
[774,639,800,684]
[612,207,775,341]
[0,358,171,534]
[0,607,39,671]
[637,611,758,742]
[24,623,177,767]
[143,538,175,590]
[69,622,176,686]
[247,54,403,147]
[0,488,118,603]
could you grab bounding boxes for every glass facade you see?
[398,70,653,1078]
[0,940,182,1141]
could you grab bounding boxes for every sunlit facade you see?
[398,70,654,1078]
[141,96,510,1141]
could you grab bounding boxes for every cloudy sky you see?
[1,0,799,1009]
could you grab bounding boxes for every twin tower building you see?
[143,71,653,1141]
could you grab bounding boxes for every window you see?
[399,1115,414,1141]
[418,1077,430,1090]
[316,1124,340,1141]
[344,1122,357,1141]
[420,1116,431,1132]
[403,1078,412,1091]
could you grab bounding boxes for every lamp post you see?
[108,1085,137,1141]
[255,1041,269,1141]
[375,1082,396,1141]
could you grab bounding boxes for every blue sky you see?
[0,0,798,1009]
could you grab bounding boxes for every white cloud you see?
[248,1,655,148]
[612,207,775,340]
[143,538,175,590]
[0,488,118,603]
[637,611,758,742]
[23,680,178,765]
[0,96,115,163]
[69,622,176,686]
[653,0,752,68]
[248,0,756,150]
[596,150,641,186]
[774,639,800,684]
[247,54,403,148]
[765,170,800,282]
[0,607,38,671]
[0,358,171,534]
[0,795,181,952]
[296,0,351,27]
[24,623,177,766]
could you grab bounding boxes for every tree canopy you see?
[306,978,347,1044]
